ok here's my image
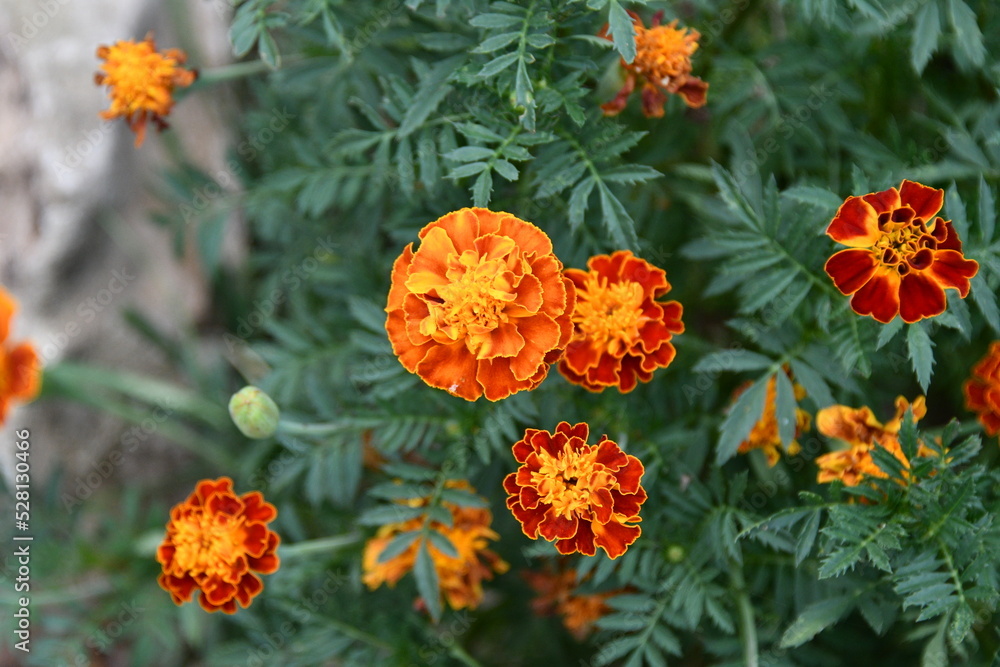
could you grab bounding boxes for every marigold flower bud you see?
[228,386,280,439]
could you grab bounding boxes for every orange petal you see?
[825,248,879,295]
[415,342,482,400]
[827,196,880,247]
[475,357,529,401]
[601,73,636,117]
[640,83,667,118]
[850,267,901,323]
[592,520,640,559]
[0,289,15,343]
[928,250,978,297]
[6,343,40,401]
[676,76,709,109]
[407,227,457,290]
[899,271,946,323]
[861,186,901,215]
[509,314,560,381]
[538,512,579,541]
[497,214,553,258]
[899,180,944,222]
[479,321,525,359]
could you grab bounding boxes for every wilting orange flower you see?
[362,481,508,611]
[385,208,575,401]
[964,341,1000,437]
[0,288,41,423]
[559,251,683,393]
[523,567,619,639]
[95,33,196,147]
[824,180,978,323]
[157,477,280,613]
[815,396,926,486]
[735,373,812,467]
[504,422,646,559]
[600,11,708,117]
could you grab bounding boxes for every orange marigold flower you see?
[600,11,709,117]
[815,396,926,486]
[558,251,683,393]
[157,477,280,614]
[735,373,812,467]
[95,33,196,147]
[523,567,618,639]
[362,481,508,611]
[0,288,41,422]
[385,208,575,401]
[824,180,978,324]
[964,341,1000,437]
[504,422,646,559]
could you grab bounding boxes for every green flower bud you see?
[228,386,280,439]
[666,544,685,563]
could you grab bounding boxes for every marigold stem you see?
[279,533,361,559]
[730,560,759,667]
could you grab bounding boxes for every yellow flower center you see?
[632,21,698,86]
[871,210,937,275]
[573,275,645,356]
[531,444,613,519]
[99,40,185,115]
[171,509,245,579]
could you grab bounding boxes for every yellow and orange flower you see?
[504,422,646,559]
[362,481,508,611]
[95,33,196,147]
[385,208,575,401]
[523,567,618,639]
[735,372,812,467]
[964,341,1000,437]
[815,396,926,486]
[157,477,280,613]
[600,11,708,117]
[0,288,41,422]
[824,180,978,323]
[558,251,683,393]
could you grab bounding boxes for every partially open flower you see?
[600,11,708,117]
[0,287,41,423]
[824,180,978,323]
[95,33,197,146]
[558,251,683,393]
[504,422,646,559]
[523,566,619,639]
[385,208,575,401]
[735,372,812,467]
[157,478,280,613]
[964,341,1000,438]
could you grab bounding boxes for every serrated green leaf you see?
[478,52,519,77]
[568,176,596,230]
[779,596,854,648]
[876,316,903,349]
[473,31,520,53]
[447,162,489,179]
[493,158,519,181]
[427,529,458,559]
[783,185,843,212]
[947,0,985,67]
[444,146,496,162]
[376,530,421,564]
[597,181,639,250]
[473,169,494,207]
[970,273,1000,333]
[907,322,935,392]
[716,375,769,464]
[470,13,523,28]
[774,369,797,448]
[357,504,425,526]
[398,57,462,137]
[789,359,835,409]
[414,540,442,621]
[979,176,995,242]
[606,0,636,63]
[911,1,940,73]
[693,349,774,373]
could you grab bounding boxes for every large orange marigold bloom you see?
[523,567,618,639]
[559,251,683,393]
[0,288,41,422]
[95,33,196,147]
[735,372,812,467]
[964,341,1000,437]
[504,422,646,559]
[824,180,978,323]
[385,208,575,401]
[600,11,709,117]
[362,481,508,611]
[157,477,280,613]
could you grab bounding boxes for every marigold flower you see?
[0,287,41,422]
[504,422,646,559]
[735,373,812,467]
[824,180,978,323]
[523,567,618,639]
[558,251,683,393]
[362,481,508,611]
[600,11,709,117]
[95,33,196,147]
[157,477,280,613]
[964,341,1000,437]
[815,396,926,486]
[385,208,575,401]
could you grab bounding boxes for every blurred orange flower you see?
[385,208,575,401]
[362,481,508,611]
[600,11,708,117]
[735,372,812,467]
[157,477,280,613]
[95,33,196,146]
[504,422,646,559]
[0,288,41,422]
[558,251,683,393]
[523,567,618,639]
[964,341,1000,437]
[824,180,978,323]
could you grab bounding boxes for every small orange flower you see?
[95,33,196,147]
[600,11,709,117]
[157,477,280,613]
[362,481,508,611]
[523,567,618,639]
[735,373,812,467]
[964,341,1000,437]
[815,396,926,486]
[0,288,41,422]
[504,422,646,559]
[385,208,575,401]
[559,251,683,393]
[824,180,978,323]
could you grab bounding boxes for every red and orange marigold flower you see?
[600,11,708,117]
[523,566,619,639]
[95,33,196,147]
[385,207,575,401]
[735,372,812,467]
[824,180,978,323]
[362,481,508,611]
[157,477,280,613]
[964,341,1000,437]
[0,287,41,423]
[504,422,646,559]
[559,250,683,393]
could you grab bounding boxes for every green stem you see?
[730,561,759,667]
[279,533,362,559]
[323,618,393,652]
[449,642,484,667]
